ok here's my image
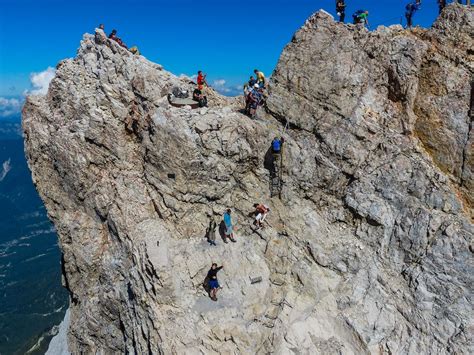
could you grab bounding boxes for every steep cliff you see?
[23,5,473,354]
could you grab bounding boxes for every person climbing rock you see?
[405,0,421,28]
[207,263,223,301]
[271,136,284,171]
[193,87,208,107]
[197,71,208,91]
[336,0,347,22]
[272,137,284,154]
[246,84,262,118]
[253,203,270,228]
[353,10,369,27]
[223,209,236,243]
[254,69,266,88]
[206,217,217,246]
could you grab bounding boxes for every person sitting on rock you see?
[353,10,369,27]
[197,70,208,91]
[223,209,236,243]
[108,29,128,49]
[254,69,266,88]
[207,263,223,301]
[129,46,140,55]
[253,203,270,229]
[193,87,208,108]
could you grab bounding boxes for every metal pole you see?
[279,142,284,200]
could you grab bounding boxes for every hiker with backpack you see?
[272,137,284,155]
[253,204,270,229]
[243,76,257,96]
[246,84,263,118]
[405,1,421,28]
[353,10,369,27]
[206,263,223,301]
[206,217,217,246]
[336,1,347,22]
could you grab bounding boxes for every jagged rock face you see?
[23,6,473,355]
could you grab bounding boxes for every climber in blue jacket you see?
[405,0,421,28]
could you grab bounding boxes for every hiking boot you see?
[211,296,217,301]
[230,238,236,243]
[224,239,229,244]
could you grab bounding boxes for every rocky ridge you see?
[23,5,473,354]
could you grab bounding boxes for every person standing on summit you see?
[197,70,208,90]
[405,0,421,28]
[336,0,346,22]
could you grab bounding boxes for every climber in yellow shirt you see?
[254,69,266,88]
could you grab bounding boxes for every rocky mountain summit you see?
[23,4,472,354]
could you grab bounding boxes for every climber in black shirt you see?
[193,88,208,108]
[336,0,346,23]
[206,263,223,301]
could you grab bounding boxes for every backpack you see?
[353,9,364,21]
[172,87,189,99]
[272,139,281,152]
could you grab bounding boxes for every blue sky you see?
[0,0,445,116]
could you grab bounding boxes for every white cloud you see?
[25,67,56,96]
[0,97,22,118]
[212,79,243,97]
[212,79,231,94]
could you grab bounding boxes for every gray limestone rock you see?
[23,5,473,355]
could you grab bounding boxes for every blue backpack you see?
[272,139,281,152]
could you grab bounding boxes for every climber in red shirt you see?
[253,203,270,228]
[108,29,128,49]
[197,71,208,90]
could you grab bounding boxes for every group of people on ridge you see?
[335,1,369,26]
[244,69,266,118]
[100,24,140,55]
[335,1,470,29]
